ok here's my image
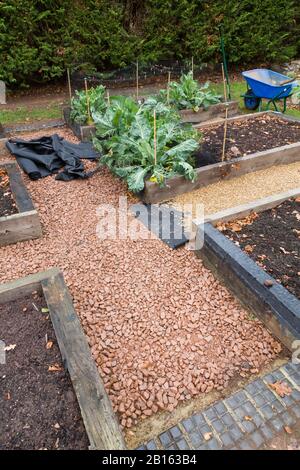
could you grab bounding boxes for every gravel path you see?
[170,162,300,217]
[0,128,282,440]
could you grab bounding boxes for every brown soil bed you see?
[219,199,300,299]
[0,291,89,450]
[0,169,17,217]
[0,127,284,446]
[194,115,300,167]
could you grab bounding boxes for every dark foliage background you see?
[0,0,299,85]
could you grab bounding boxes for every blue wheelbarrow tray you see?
[242,68,298,112]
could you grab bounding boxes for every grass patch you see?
[0,104,62,125]
[211,80,300,118]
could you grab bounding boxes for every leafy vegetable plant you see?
[160,72,222,112]
[93,95,200,192]
[70,85,107,124]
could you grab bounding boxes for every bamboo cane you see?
[67,68,72,104]
[167,71,171,104]
[84,78,93,125]
[153,109,157,166]
[136,60,139,102]
[221,63,228,162]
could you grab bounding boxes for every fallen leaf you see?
[284,426,293,434]
[295,197,300,203]
[244,244,254,253]
[203,432,212,441]
[48,363,63,372]
[264,279,274,287]
[46,341,53,350]
[269,381,292,397]
[4,392,11,400]
[54,423,60,429]
[41,308,49,313]
[4,344,16,351]
[244,415,253,421]
[280,247,290,255]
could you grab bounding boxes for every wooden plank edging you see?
[0,269,126,450]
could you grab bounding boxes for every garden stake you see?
[153,109,157,166]
[67,68,72,104]
[84,78,93,126]
[136,60,139,102]
[106,90,110,106]
[167,71,171,104]
[221,63,228,162]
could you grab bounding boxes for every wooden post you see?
[136,60,139,102]
[153,109,157,166]
[84,78,93,125]
[221,63,228,162]
[167,71,171,104]
[67,68,72,104]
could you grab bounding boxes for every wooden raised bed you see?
[63,107,96,142]
[0,268,126,450]
[194,188,300,351]
[0,161,42,246]
[139,111,300,204]
[179,100,239,124]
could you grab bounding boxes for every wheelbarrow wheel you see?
[244,89,260,110]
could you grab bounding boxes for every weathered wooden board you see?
[0,162,42,245]
[199,187,300,227]
[0,269,126,450]
[180,100,239,124]
[140,140,300,204]
[42,271,126,450]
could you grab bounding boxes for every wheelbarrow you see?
[242,68,298,113]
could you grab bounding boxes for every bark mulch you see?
[219,199,300,299]
[0,292,89,450]
[0,169,17,217]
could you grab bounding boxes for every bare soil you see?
[195,115,300,166]
[220,199,300,299]
[0,169,17,217]
[0,292,89,450]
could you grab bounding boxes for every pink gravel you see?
[0,127,282,431]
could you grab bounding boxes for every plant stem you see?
[67,68,72,104]
[84,78,92,124]
[153,109,157,165]
[191,56,194,79]
[167,71,171,104]
[221,63,228,162]
[136,60,139,102]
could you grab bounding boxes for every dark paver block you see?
[177,438,190,450]
[159,431,172,447]
[250,430,265,448]
[181,417,196,433]
[169,426,182,440]
[220,431,234,448]
[146,440,157,450]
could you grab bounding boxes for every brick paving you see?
[137,362,300,450]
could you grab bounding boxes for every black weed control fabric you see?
[6,134,100,181]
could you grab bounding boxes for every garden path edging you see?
[0,161,42,246]
[194,189,300,350]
